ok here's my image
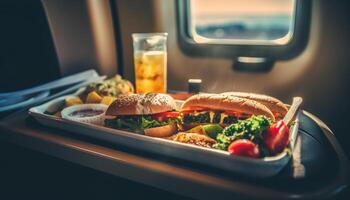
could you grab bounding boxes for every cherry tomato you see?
[263,120,290,155]
[228,139,260,158]
[152,111,180,122]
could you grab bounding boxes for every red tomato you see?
[181,107,208,114]
[228,139,260,158]
[263,120,290,155]
[224,111,250,118]
[152,111,180,122]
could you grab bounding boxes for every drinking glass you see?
[132,33,168,93]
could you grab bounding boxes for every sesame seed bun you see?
[221,92,288,116]
[181,93,275,120]
[106,93,176,116]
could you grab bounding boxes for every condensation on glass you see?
[189,0,295,45]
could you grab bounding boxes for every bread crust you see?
[144,123,177,137]
[178,122,206,131]
[106,93,176,116]
[222,92,288,116]
[181,93,275,120]
[170,132,216,148]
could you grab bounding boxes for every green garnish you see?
[105,116,179,132]
[222,115,238,124]
[213,115,271,154]
[202,124,224,139]
[183,112,210,123]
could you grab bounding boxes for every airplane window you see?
[177,0,311,61]
[189,0,295,45]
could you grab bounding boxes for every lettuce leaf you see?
[213,115,271,152]
[105,116,178,132]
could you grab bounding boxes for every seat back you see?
[0,0,60,92]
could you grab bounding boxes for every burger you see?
[104,93,179,137]
[180,93,275,130]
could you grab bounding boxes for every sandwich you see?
[221,92,288,119]
[104,93,179,137]
[179,93,291,157]
[180,93,275,130]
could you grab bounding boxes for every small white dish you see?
[61,104,108,125]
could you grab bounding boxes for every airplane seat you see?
[0,0,60,92]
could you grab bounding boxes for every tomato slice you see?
[224,111,250,118]
[152,111,180,122]
[263,120,290,155]
[228,139,260,158]
[181,107,208,114]
[273,112,284,120]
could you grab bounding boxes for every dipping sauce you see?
[69,109,104,118]
[61,103,108,125]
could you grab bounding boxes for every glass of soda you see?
[132,33,168,94]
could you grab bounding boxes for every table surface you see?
[0,110,348,200]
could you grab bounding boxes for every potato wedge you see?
[65,96,83,107]
[86,91,102,103]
